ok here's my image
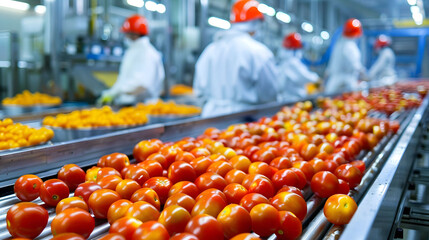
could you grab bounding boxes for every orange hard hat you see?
[283,32,303,49]
[230,0,264,23]
[343,18,362,38]
[121,15,149,36]
[374,35,391,50]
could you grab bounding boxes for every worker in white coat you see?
[277,32,319,101]
[193,0,278,117]
[325,18,366,94]
[98,15,165,105]
[368,35,396,87]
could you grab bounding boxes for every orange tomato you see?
[270,192,307,221]
[107,199,133,224]
[217,204,252,239]
[164,193,196,214]
[88,189,121,219]
[324,194,357,225]
[115,179,141,200]
[158,205,191,235]
[125,201,160,223]
[56,197,89,214]
[249,203,281,237]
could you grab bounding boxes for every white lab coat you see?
[325,37,365,94]
[104,36,165,105]
[277,49,319,101]
[194,30,278,117]
[368,47,396,86]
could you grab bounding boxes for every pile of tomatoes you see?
[7,99,403,240]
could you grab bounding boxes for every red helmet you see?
[121,15,149,36]
[343,18,362,38]
[230,0,264,23]
[283,32,303,49]
[374,35,391,50]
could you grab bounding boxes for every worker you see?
[193,0,278,117]
[277,32,320,101]
[368,35,396,87]
[325,18,366,94]
[98,15,165,106]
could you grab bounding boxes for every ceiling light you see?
[34,5,46,14]
[126,0,144,8]
[258,3,275,17]
[145,1,157,11]
[321,31,330,40]
[0,0,30,11]
[156,3,166,13]
[407,0,417,5]
[208,17,231,30]
[276,11,291,23]
[301,22,314,33]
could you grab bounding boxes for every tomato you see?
[98,175,123,190]
[300,143,318,161]
[160,145,183,168]
[185,214,223,240]
[39,179,70,206]
[248,162,274,179]
[57,164,85,191]
[350,160,365,174]
[209,154,228,162]
[241,174,269,190]
[99,233,126,240]
[195,188,227,202]
[158,205,191,235]
[165,193,196,213]
[190,156,213,176]
[74,182,101,203]
[277,186,304,199]
[292,161,314,183]
[337,179,350,194]
[168,161,197,183]
[247,177,275,199]
[310,171,339,198]
[97,167,122,182]
[324,160,339,173]
[99,153,130,172]
[175,140,197,152]
[88,189,121,219]
[14,174,43,201]
[225,169,247,184]
[50,233,85,240]
[109,217,142,240]
[168,181,199,199]
[270,157,292,170]
[229,155,251,173]
[217,204,251,239]
[223,183,248,204]
[51,208,94,237]
[130,188,160,210]
[137,157,164,177]
[142,177,172,204]
[170,233,200,240]
[190,147,211,158]
[115,179,141,200]
[86,166,101,182]
[191,191,227,217]
[324,194,357,225]
[230,233,261,240]
[250,203,280,237]
[194,172,227,192]
[276,211,302,240]
[270,192,307,221]
[56,197,88,214]
[271,169,301,191]
[251,148,276,164]
[6,202,48,238]
[133,140,162,162]
[126,201,160,222]
[123,166,150,186]
[289,168,307,189]
[175,151,196,163]
[239,193,270,212]
[107,199,133,224]
[334,164,363,188]
[132,221,170,240]
[308,159,328,172]
[207,161,234,177]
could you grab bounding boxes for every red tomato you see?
[168,161,197,183]
[207,161,234,177]
[225,169,247,184]
[337,179,350,194]
[98,175,123,190]
[6,202,48,238]
[185,214,223,240]
[160,145,183,168]
[241,174,269,190]
[334,164,363,188]
[168,181,199,199]
[230,233,261,240]
[98,153,130,172]
[277,186,304,199]
[39,179,70,206]
[194,172,227,192]
[109,217,142,240]
[308,159,328,173]
[133,140,162,162]
[251,148,276,164]
[107,199,133,224]
[57,164,86,191]
[310,171,339,198]
[165,193,196,213]
[270,157,292,170]
[137,157,164,177]
[276,211,302,240]
[190,156,213,176]
[125,201,160,222]
[292,161,315,183]
[130,188,160,210]
[247,177,275,199]
[271,169,301,191]
[191,191,227,217]
[115,179,141,200]
[99,234,126,240]
[158,205,191,235]
[175,151,196,163]
[239,193,270,212]
[223,183,248,204]
[56,197,88,214]
[324,194,358,225]
[170,233,200,240]
[248,162,274,179]
[217,204,252,239]
[143,177,172,204]
[132,221,169,240]
[350,160,366,174]
[229,155,251,173]
[74,182,101,203]
[50,233,85,240]
[175,140,196,152]
[14,174,43,201]
[249,203,281,237]
[88,189,121,219]
[195,188,227,202]
[51,208,94,238]
[97,167,121,182]
[289,168,307,189]
[270,192,307,221]
[324,160,339,173]
[123,166,150,186]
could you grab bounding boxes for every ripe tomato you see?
[250,203,281,237]
[225,169,247,184]
[223,183,248,204]
[190,147,211,158]
[247,177,275,199]
[74,182,101,203]
[88,189,121,218]
[107,199,133,224]
[51,208,94,238]
[241,174,269,190]
[126,201,160,222]
[130,188,160,210]
[133,139,162,162]
[185,214,223,240]
[6,202,48,238]
[207,161,234,177]
[158,205,191,235]
[168,181,199,199]
[350,160,366,174]
[334,164,363,188]
[230,233,262,240]
[277,186,304,199]
[324,194,358,225]
[115,179,141,200]
[165,193,196,213]
[271,169,301,191]
[310,171,339,198]
[97,167,122,182]
[85,166,101,182]
[109,217,142,240]
[168,161,197,183]
[175,151,196,163]
[270,157,292,170]
[239,193,270,212]
[137,157,164,178]
[132,221,170,240]
[98,175,123,190]
[98,153,130,172]
[248,162,274,179]
[270,192,307,221]
[99,233,126,240]
[337,179,350,194]
[289,168,307,189]
[300,143,318,161]
[251,148,276,164]
[50,233,85,240]
[194,172,227,192]
[292,161,315,183]
[308,159,328,172]
[276,211,302,240]
[14,174,43,201]
[39,179,70,206]
[123,166,150,186]
[160,145,183,168]
[190,156,213,176]
[57,164,86,191]
[56,197,88,214]
[142,177,172,204]
[324,160,339,173]
[191,191,227,217]
[229,155,251,173]
[170,233,199,240]
[195,188,227,202]
[217,204,252,239]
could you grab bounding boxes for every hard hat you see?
[230,0,264,23]
[343,18,362,38]
[283,32,303,49]
[374,35,391,50]
[121,15,149,36]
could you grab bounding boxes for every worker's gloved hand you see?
[97,93,114,106]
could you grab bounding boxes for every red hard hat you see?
[121,15,149,36]
[374,35,391,50]
[283,32,303,49]
[343,18,362,38]
[230,0,264,23]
